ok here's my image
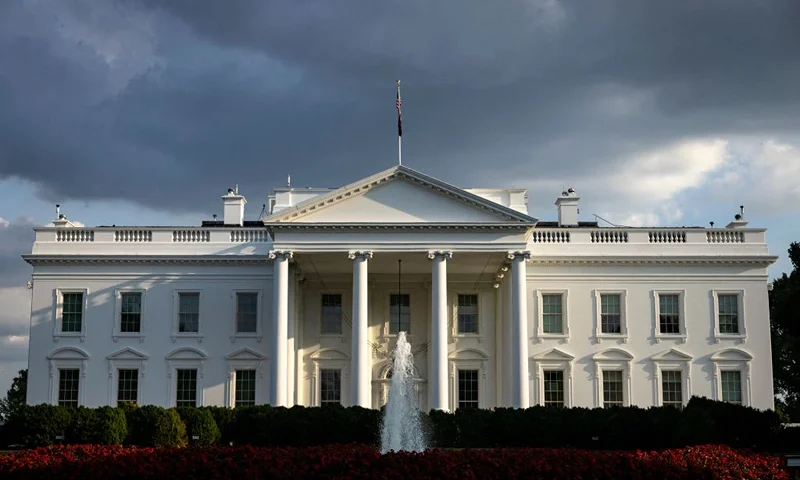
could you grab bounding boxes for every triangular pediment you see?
[264,166,537,225]
[532,348,574,361]
[107,347,149,361]
[225,347,266,361]
[652,348,692,362]
[310,348,349,361]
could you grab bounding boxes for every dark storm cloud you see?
[0,218,34,288]
[0,0,799,213]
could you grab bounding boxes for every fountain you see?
[379,331,428,453]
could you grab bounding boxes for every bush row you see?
[2,396,795,450]
[0,444,790,480]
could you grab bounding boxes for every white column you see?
[269,250,292,406]
[508,250,531,409]
[349,250,373,408]
[428,250,452,411]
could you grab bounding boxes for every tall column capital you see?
[427,250,453,260]
[348,250,373,260]
[269,250,293,261]
[507,250,531,261]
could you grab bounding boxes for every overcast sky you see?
[1,0,799,395]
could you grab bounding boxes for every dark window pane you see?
[600,294,622,334]
[320,369,341,405]
[542,294,563,334]
[458,370,479,409]
[457,294,479,334]
[61,293,83,332]
[235,369,256,407]
[179,293,200,333]
[117,369,139,406]
[176,369,198,407]
[543,370,565,407]
[320,294,343,335]
[120,292,142,333]
[602,370,624,407]
[58,368,80,407]
[390,294,411,334]
[236,293,258,333]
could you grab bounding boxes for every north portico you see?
[262,165,538,411]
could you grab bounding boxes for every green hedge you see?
[2,396,796,451]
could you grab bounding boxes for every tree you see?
[0,369,27,422]
[771,242,800,420]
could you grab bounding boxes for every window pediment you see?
[651,348,692,362]
[448,348,489,361]
[48,346,90,360]
[107,347,148,361]
[166,346,207,361]
[310,348,349,361]
[710,348,753,362]
[225,347,266,361]
[532,348,574,361]
[592,348,634,362]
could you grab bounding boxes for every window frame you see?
[534,290,570,342]
[448,348,488,411]
[453,292,480,337]
[225,347,266,407]
[172,289,204,343]
[319,368,343,406]
[651,348,692,408]
[106,347,148,406]
[388,293,412,336]
[113,288,147,342]
[711,290,747,343]
[166,347,207,407]
[309,348,350,407]
[53,288,89,342]
[592,348,633,408]
[652,290,687,343]
[47,346,89,406]
[175,368,200,408]
[593,290,628,343]
[531,348,574,407]
[319,292,345,337]
[231,289,263,342]
[456,368,480,410]
[710,348,752,406]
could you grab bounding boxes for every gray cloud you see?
[0,0,799,214]
[0,218,34,288]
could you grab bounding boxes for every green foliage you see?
[125,405,187,447]
[176,407,220,446]
[0,369,27,422]
[770,241,800,419]
[9,404,72,447]
[68,407,128,445]
[200,406,237,445]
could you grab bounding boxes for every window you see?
[320,294,343,335]
[61,292,84,333]
[176,369,198,407]
[319,369,341,405]
[602,370,624,408]
[658,294,680,334]
[117,369,139,406]
[179,293,200,333]
[600,294,621,334]
[390,294,410,334]
[58,368,80,407]
[721,371,743,405]
[543,370,565,407]
[542,294,563,334]
[457,294,478,334]
[235,369,256,407]
[236,292,259,333]
[120,292,142,333]
[661,370,683,408]
[458,369,479,409]
[718,294,739,334]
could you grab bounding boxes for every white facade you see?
[23,166,777,412]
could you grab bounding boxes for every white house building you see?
[23,165,778,412]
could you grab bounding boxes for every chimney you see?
[555,188,580,226]
[222,187,247,226]
[725,205,748,229]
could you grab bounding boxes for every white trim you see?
[593,289,628,343]
[650,348,692,407]
[448,348,489,411]
[652,290,687,343]
[107,347,148,406]
[308,348,350,406]
[710,348,753,406]
[231,289,264,342]
[530,348,574,407]
[592,348,633,407]
[112,288,147,343]
[47,346,89,406]
[225,347,267,407]
[711,290,747,343]
[451,291,483,341]
[52,288,89,342]
[533,289,570,343]
[166,347,207,407]
[171,289,205,343]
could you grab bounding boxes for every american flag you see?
[396,83,403,137]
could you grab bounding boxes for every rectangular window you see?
[542,294,564,334]
[390,294,411,334]
[661,370,683,408]
[117,369,139,406]
[320,294,343,335]
[178,293,200,333]
[120,292,142,333]
[718,294,740,334]
[602,370,624,408]
[319,369,341,405]
[658,294,681,334]
[61,292,84,333]
[600,294,622,334]
[458,369,479,409]
[236,292,259,333]
[58,368,80,407]
[457,294,479,334]
[176,369,198,407]
[543,370,565,407]
[235,369,256,408]
[721,370,743,405]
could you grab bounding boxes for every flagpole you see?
[396,79,402,166]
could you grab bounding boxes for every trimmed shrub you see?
[176,407,220,446]
[125,405,186,447]
[10,404,73,447]
[200,406,237,445]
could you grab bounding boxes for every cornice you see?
[266,223,532,233]
[528,255,779,266]
[22,255,273,266]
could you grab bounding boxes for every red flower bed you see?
[0,444,789,479]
